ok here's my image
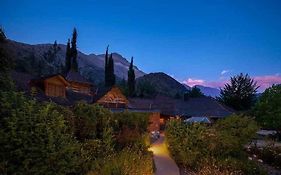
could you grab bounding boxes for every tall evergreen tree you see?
[219,73,259,110]
[127,57,135,96]
[65,39,71,73]
[104,45,109,86]
[0,27,6,42]
[71,28,78,72]
[108,53,115,86]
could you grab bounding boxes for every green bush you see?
[166,115,263,174]
[253,84,281,138]
[73,102,113,141]
[91,148,153,175]
[0,92,80,175]
[0,92,153,174]
[113,111,149,149]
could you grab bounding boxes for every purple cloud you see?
[183,74,281,92]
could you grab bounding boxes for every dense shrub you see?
[166,115,263,174]
[73,102,113,141]
[90,148,153,175]
[0,91,153,175]
[253,84,281,138]
[0,92,80,174]
[113,112,150,149]
[249,145,281,169]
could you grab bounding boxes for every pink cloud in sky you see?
[254,75,281,92]
[183,74,281,92]
[183,78,205,87]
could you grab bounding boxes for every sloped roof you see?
[140,95,234,118]
[128,98,159,112]
[184,117,211,124]
[66,71,91,84]
[175,97,234,118]
[93,86,128,104]
[31,73,70,86]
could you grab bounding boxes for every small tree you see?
[184,87,204,100]
[127,57,135,96]
[219,73,258,110]
[0,48,14,91]
[253,84,281,134]
[0,27,6,42]
[71,28,78,72]
[108,53,115,86]
[65,39,71,73]
[104,45,109,86]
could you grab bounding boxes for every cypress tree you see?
[0,27,6,42]
[127,57,135,96]
[108,53,115,86]
[104,45,109,86]
[65,39,71,73]
[71,28,78,72]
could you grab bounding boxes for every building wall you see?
[68,82,91,94]
[44,77,66,97]
[148,112,160,132]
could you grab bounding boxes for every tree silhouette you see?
[71,28,78,72]
[65,39,71,73]
[219,73,258,110]
[127,57,135,96]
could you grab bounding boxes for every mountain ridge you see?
[0,39,146,84]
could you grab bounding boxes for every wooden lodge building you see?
[12,71,233,132]
[29,74,70,98]
[93,86,129,109]
[93,86,161,132]
[66,71,92,95]
[93,88,234,131]
[22,71,93,105]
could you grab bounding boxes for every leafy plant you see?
[219,73,259,110]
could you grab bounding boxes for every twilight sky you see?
[1,0,281,91]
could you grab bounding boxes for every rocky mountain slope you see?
[0,40,145,84]
[136,72,188,98]
[195,85,221,97]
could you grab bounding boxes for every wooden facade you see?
[68,81,91,95]
[65,71,92,95]
[43,75,69,97]
[96,86,129,108]
[29,74,69,98]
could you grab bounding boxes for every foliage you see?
[108,53,116,86]
[0,47,14,91]
[71,28,78,71]
[213,115,259,157]
[65,39,71,73]
[184,86,204,100]
[127,57,135,96]
[0,27,6,42]
[0,91,153,174]
[249,145,281,169]
[90,148,153,175]
[104,48,116,87]
[166,115,262,174]
[72,102,113,141]
[136,80,157,97]
[113,111,149,149]
[219,73,259,111]
[117,78,129,97]
[0,92,80,174]
[104,45,110,86]
[253,84,281,131]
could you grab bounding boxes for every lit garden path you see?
[149,133,180,175]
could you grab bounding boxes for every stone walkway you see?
[149,134,180,175]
